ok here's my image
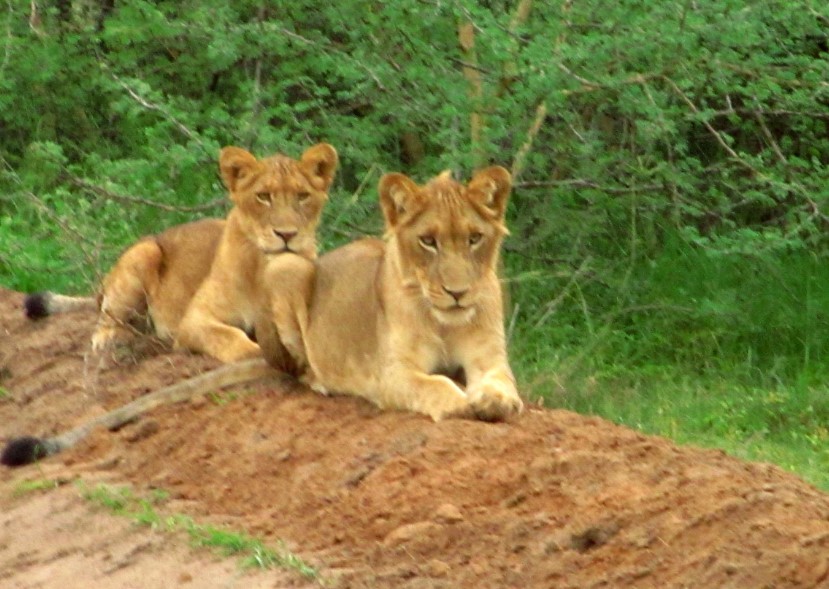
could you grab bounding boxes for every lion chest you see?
[388,323,462,378]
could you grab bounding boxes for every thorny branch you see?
[107,70,213,159]
[1,158,102,280]
[67,176,227,213]
[516,178,663,194]
[511,102,547,182]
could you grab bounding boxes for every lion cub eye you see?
[255,192,271,205]
[469,232,483,246]
[419,235,437,250]
[297,191,311,202]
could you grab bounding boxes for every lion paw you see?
[90,326,118,352]
[467,378,523,422]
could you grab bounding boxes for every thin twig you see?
[108,70,213,159]
[516,178,663,194]
[507,302,520,344]
[752,101,787,165]
[447,57,492,74]
[1,159,102,277]
[68,175,227,213]
[511,102,547,182]
[706,107,829,120]
[663,76,743,161]
[275,24,387,90]
[534,256,592,329]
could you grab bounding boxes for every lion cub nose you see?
[274,230,298,244]
[443,286,468,303]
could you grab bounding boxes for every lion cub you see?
[258,167,523,421]
[27,144,337,363]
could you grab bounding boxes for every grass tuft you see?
[77,482,319,580]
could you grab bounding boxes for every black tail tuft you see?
[24,292,50,320]
[1,436,48,467]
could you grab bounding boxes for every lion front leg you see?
[176,300,260,363]
[257,254,315,376]
[453,327,523,421]
[381,368,474,421]
[465,367,523,422]
[92,238,163,351]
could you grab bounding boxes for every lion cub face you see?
[379,167,511,325]
[219,143,338,258]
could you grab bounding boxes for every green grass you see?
[78,482,320,581]
[509,244,829,491]
[12,478,64,496]
[523,368,829,489]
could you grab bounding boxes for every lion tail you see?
[1,358,276,467]
[24,291,98,320]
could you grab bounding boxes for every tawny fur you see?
[257,167,524,421]
[174,144,337,362]
[34,144,338,363]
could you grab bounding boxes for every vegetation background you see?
[2,1,829,486]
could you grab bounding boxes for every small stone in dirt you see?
[274,449,292,462]
[425,558,452,577]
[383,521,441,547]
[177,571,193,583]
[502,491,527,508]
[570,523,620,553]
[433,503,463,523]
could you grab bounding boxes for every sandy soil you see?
[2,286,829,589]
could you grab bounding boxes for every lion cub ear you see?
[300,143,339,191]
[219,147,259,193]
[379,173,420,228]
[468,166,512,220]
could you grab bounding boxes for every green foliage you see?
[2,1,829,484]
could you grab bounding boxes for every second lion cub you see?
[258,167,523,421]
[27,143,337,363]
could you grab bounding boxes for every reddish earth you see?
[1,286,829,588]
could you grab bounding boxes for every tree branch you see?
[67,175,227,213]
[108,70,213,159]
[516,178,663,194]
[458,19,487,167]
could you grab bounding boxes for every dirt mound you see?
[2,286,829,588]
